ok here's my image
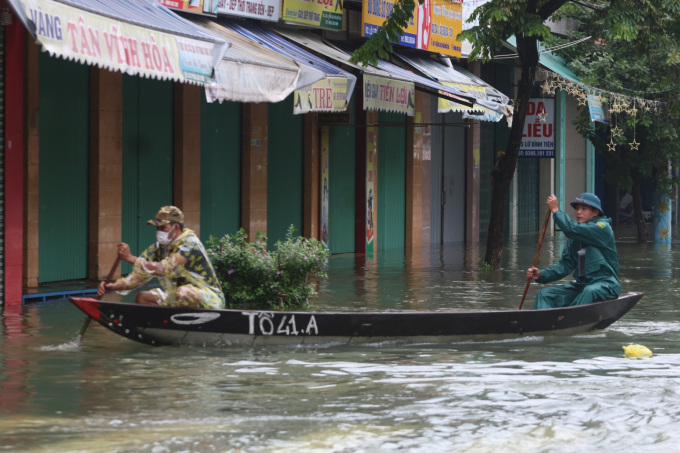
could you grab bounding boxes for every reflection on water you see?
[2,228,680,452]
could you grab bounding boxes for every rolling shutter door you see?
[0,27,4,295]
[200,98,241,241]
[267,94,303,246]
[377,111,406,250]
[328,124,356,254]
[38,55,89,283]
[122,76,173,274]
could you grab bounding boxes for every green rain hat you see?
[570,193,604,216]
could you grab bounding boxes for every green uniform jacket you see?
[537,210,620,294]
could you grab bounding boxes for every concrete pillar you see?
[4,18,25,304]
[88,68,123,281]
[23,36,40,288]
[405,91,423,249]
[539,158,555,234]
[555,89,567,215]
[303,112,320,240]
[466,61,481,243]
[173,83,202,236]
[355,88,367,254]
[241,103,268,241]
[511,165,518,236]
[421,94,432,246]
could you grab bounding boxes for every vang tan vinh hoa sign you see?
[363,75,415,116]
[17,0,226,84]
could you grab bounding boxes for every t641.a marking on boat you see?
[170,312,221,325]
[243,312,319,336]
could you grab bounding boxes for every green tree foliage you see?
[555,0,680,241]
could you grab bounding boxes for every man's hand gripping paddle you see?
[519,209,552,310]
[74,256,121,346]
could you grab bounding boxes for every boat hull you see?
[69,292,643,347]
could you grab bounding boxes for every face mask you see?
[157,227,173,246]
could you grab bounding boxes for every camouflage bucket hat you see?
[147,206,184,227]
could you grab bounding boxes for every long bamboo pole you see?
[75,256,121,346]
[518,209,552,310]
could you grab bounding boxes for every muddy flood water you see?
[2,227,680,452]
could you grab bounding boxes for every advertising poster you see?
[366,111,377,253]
[363,0,462,56]
[282,0,343,30]
[217,0,279,21]
[320,127,330,246]
[294,78,348,114]
[363,75,415,116]
[587,95,610,124]
[519,99,555,158]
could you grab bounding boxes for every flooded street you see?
[2,228,680,452]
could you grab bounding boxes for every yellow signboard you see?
[282,0,344,30]
[363,75,415,116]
[294,78,348,114]
[362,0,462,57]
[438,83,486,112]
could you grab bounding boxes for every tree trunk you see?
[484,35,540,268]
[631,172,647,242]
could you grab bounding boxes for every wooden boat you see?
[69,292,643,347]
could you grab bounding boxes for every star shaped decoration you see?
[628,106,638,116]
[644,105,651,112]
[578,97,587,106]
[611,125,623,137]
[607,140,617,152]
[659,226,670,242]
[538,112,548,123]
[629,139,640,150]
[658,200,670,216]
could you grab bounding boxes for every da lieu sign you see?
[519,99,555,158]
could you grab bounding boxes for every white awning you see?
[187,17,324,104]
[273,27,480,116]
[7,0,229,84]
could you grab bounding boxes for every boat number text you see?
[242,312,318,336]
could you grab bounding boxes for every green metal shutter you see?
[377,111,406,250]
[517,158,539,233]
[328,125,356,254]
[200,97,241,241]
[122,76,173,273]
[267,95,303,245]
[38,55,89,283]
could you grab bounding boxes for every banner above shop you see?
[587,95,610,124]
[7,0,228,85]
[217,0,279,21]
[363,75,415,116]
[159,0,219,15]
[363,0,462,57]
[294,78,348,114]
[206,59,300,104]
[282,0,343,30]
[438,83,485,112]
[519,99,555,158]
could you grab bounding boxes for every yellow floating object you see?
[622,344,653,358]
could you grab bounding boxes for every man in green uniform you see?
[98,206,226,309]
[526,193,620,310]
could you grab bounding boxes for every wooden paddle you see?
[74,256,121,346]
[518,209,552,310]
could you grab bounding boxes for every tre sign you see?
[519,99,555,158]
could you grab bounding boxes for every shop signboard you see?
[282,0,343,30]
[217,0,279,21]
[587,95,610,124]
[293,78,348,114]
[320,127,330,246]
[363,75,415,117]
[17,0,222,84]
[519,99,555,158]
[159,0,220,15]
[438,83,486,112]
[363,0,462,57]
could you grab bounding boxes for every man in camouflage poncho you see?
[98,206,225,309]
